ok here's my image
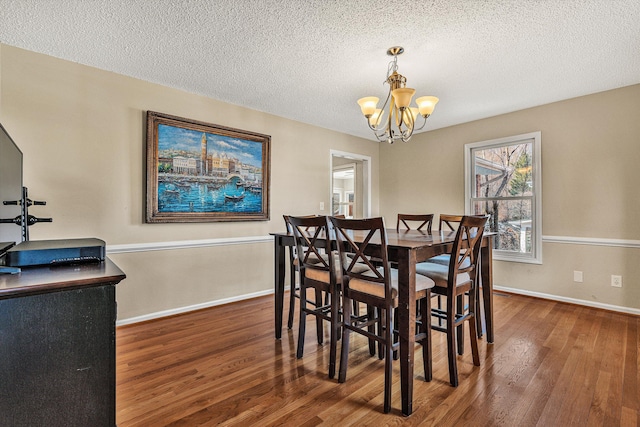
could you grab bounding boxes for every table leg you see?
[287,248,296,329]
[274,236,286,339]
[480,237,494,343]
[397,248,417,416]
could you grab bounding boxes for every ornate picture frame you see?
[145,111,270,223]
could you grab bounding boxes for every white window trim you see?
[464,131,542,264]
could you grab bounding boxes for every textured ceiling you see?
[1,0,639,141]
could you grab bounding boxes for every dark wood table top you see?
[0,257,126,300]
[271,228,492,255]
[271,228,458,242]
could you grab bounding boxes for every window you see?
[464,132,542,264]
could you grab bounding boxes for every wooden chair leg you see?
[296,286,307,359]
[329,288,339,379]
[468,289,481,367]
[367,305,376,356]
[456,294,464,355]
[338,297,352,383]
[420,295,432,382]
[315,288,324,344]
[377,307,384,360]
[287,287,295,329]
[475,283,483,338]
[287,252,296,329]
[392,307,399,360]
[447,296,459,387]
[469,316,480,367]
[383,308,393,413]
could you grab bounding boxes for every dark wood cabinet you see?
[0,258,125,426]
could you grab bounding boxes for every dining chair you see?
[330,216,435,413]
[428,214,464,265]
[415,215,488,387]
[283,215,319,330]
[427,213,488,344]
[287,215,340,378]
[391,213,435,356]
[439,213,464,231]
[396,213,434,232]
[285,214,342,329]
[426,214,464,333]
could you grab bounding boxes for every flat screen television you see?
[0,123,24,244]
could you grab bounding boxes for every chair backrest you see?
[439,214,464,231]
[283,214,294,234]
[446,215,489,291]
[396,213,434,232]
[284,214,317,263]
[329,216,393,302]
[284,214,318,231]
[287,215,332,276]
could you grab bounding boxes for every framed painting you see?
[146,111,270,222]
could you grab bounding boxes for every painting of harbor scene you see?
[146,112,270,222]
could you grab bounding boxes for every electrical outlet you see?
[611,275,622,288]
[573,271,583,283]
[319,202,324,211]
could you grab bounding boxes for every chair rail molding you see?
[106,235,272,254]
[542,235,640,249]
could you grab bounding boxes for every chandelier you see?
[357,47,439,144]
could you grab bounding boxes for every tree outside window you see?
[465,132,542,264]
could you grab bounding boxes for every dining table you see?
[271,227,495,416]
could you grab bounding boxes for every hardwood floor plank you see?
[622,317,638,411]
[460,298,557,426]
[603,312,628,425]
[620,406,638,427]
[586,370,611,426]
[116,292,639,426]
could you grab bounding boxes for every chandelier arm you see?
[373,129,390,143]
[396,108,405,129]
[368,90,392,131]
[412,115,429,132]
[366,118,377,132]
[387,103,395,137]
[401,117,415,142]
[396,106,415,136]
[368,119,391,136]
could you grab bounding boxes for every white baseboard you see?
[117,284,638,327]
[494,285,640,316]
[116,288,275,326]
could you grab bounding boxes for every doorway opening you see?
[330,150,371,219]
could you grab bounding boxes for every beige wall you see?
[379,84,640,310]
[0,44,379,321]
[2,43,638,318]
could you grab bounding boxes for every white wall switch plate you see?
[573,271,583,282]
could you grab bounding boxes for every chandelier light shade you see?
[357,46,439,143]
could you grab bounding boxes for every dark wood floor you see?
[116,291,639,426]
